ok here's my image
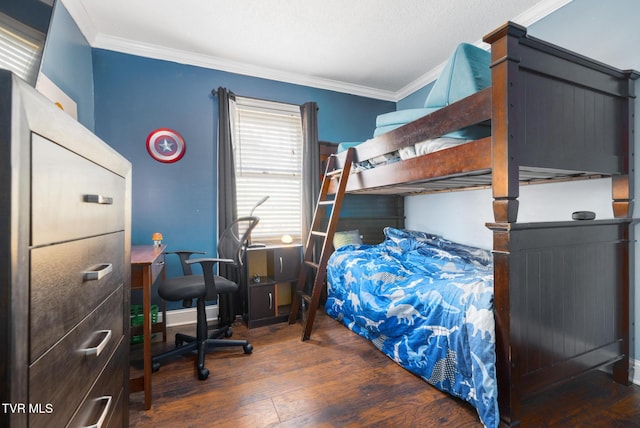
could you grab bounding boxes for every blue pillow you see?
[372,43,491,141]
[425,43,491,108]
[375,107,439,128]
[337,141,363,153]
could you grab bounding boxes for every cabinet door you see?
[249,283,276,320]
[268,246,301,282]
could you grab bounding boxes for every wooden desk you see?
[130,244,167,410]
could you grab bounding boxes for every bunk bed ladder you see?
[288,147,354,340]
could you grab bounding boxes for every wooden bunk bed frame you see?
[330,22,638,426]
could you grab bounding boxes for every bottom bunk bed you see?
[325,221,631,427]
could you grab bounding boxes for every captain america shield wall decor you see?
[146,128,186,163]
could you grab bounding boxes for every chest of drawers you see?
[0,71,132,427]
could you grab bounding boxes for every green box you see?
[130,304,159,344]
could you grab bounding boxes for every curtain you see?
[215,87,240,321]
[301,102,320,241]
[216,87,237,235]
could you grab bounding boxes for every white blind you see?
[0,12,45,85]
[232,97,303,245]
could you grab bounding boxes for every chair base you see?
[151,298,253,380]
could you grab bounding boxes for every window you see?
[231,97,303,245]
[0,12,45,85]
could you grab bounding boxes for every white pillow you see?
[333,229,363,249]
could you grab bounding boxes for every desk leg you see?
[142,266,152,410]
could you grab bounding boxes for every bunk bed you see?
[325,22,637,427]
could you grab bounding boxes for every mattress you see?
[326,227,498,428]
[339,137,471,171]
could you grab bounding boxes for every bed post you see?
[488,224,520,427]
[612,70,638,219]
[612,70,638,387]
[483,22,527,427]
[485,22,525,224]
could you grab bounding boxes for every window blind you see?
[0,12,44,85]
[232,97,303,245]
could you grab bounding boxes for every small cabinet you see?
[245,245,302,328]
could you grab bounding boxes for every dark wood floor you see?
[129,311,640,427]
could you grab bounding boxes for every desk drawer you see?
[31,134,125,246]
[29,287,124,428]
[30,232,125,362]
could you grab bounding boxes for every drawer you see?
[30,232,125,362]
[29,287,124,428]
[64,340,126,428]
[31,134,125,246]
[267,246,302,282]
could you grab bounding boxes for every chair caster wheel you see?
[198,368,209,380]
[152,362,160,372]
[243,343,253,354]
[175,338,183,347]
[224,329,233,338]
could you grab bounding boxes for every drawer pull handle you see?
[84,264,113,281]
[83,395,112,428]
[84,194,114,205]
[279,256,283,273]
[81,330,112,357]
[268,292,273,310]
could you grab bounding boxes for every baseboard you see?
[163,304,219,327]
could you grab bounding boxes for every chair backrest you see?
[217,216,260,267]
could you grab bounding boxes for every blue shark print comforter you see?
[326,228,498,428]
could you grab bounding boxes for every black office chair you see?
[151,216,259,380]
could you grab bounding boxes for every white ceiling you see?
[60,0,572,101]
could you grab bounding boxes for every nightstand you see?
[245,244,302,328]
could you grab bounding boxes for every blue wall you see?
[41,2,393,309]
[91,49,392,291]
[396,83,432,110]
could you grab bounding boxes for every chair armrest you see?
[186,257,234,266]
[165,251,206,275]
[165,250,206,257]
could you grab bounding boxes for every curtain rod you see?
[211,87,305,109]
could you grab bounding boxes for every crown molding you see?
[59,0,98,42]
[60,0,571,103]
[512,0,573,27]
[93,32,398,101]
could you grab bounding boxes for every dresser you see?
[0,71,132,427]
